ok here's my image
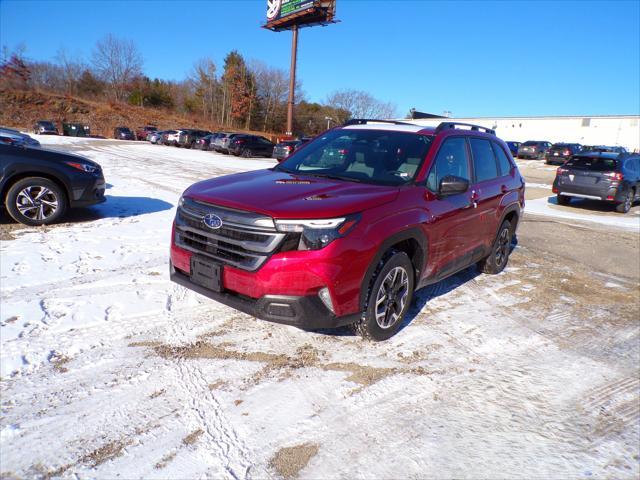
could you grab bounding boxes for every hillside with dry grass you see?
[0,89,279,140]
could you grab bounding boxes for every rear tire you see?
[616,189,633,213]
[351,251,414,341]
[557,194,571,206]
[6,177,68,226]
[477,220,513,275]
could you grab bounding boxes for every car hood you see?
[184,169,399,219]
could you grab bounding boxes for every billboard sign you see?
[265,0,336,31]
[267,0,315,22]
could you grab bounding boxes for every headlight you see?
[275,214,360,250]
[65,161,98,173]
[178,196,185,207]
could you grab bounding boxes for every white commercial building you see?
[407,115,640,152]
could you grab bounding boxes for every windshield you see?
[41,122,55,128]
[275,129,433,186]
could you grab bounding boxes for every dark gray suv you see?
[553,152,640,213]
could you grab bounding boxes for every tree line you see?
[0,35,398,135]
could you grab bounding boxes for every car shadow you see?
[0,195,173,226]
[313,237,519,338]
[547,195,623,213]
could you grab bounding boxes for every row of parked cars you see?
[505,140,628,164]
[135,126,313,160]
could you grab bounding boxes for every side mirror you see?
[439,175,470,196]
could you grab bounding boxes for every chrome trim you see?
[561,192,603,200]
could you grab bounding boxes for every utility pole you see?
[286,25,299,136]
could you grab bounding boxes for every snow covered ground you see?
[1,137,638,479]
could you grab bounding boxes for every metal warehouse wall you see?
[408,116,640,152]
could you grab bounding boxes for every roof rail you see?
[435,122,496,136]
[343,119,415,126]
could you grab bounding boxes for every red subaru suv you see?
[170,120,525,340]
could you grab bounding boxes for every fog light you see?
[318,287,335,314]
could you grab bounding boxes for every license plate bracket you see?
[190,256,223,292]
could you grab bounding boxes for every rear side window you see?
[426,137,470,191]
[492,142,513,176]
[566,156,618,171]
[470,138,498,182]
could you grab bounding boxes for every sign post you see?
[264,0,337,136]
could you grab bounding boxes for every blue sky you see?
[1,0,639,117]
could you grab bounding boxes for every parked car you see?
[0,127,41,148]
[178,129,212,149]
[161,130,180,146]
[113,127,135,140]
[171,120,524,340]
[32,120,59,135]
[216,133,246,154]
[135,125,158,141]
[163,129,185,146]
[505,141,521,157]
[272,137,312,161]
[228,135,275,157]
[0,143,106,225]
[62,123,90,137]
[148,130,164,144]
[553,152,640,213]
[194,134,217,150]
[517,141,552,159]
[545,143,582,165]
[583,145,628,154]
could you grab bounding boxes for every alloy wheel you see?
[495,226,510,267]
[374,266,409,329]
[15,186,59,221]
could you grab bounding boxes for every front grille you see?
[175,198,285,271]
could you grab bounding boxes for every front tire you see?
[241,148,252,158]
[5,177,68,226]
[478,220,513,275]
[352,251,414,341]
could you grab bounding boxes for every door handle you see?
[501,185,509,194]
[470,190,479,209]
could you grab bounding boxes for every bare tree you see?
[189,58,218,121]
[326,89,397,121]
[91,34,142,101]
[55,48,84,95]
[251,60,289,132]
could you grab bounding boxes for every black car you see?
[545,143,582,165]
[194,134,217,150]
[0,143,106,225]
[33,120,59,135]
[553,152,640,213]
[63,123,90,137]
[583,145,628,154]
[114,127,135,140]
[228,135,275,157]
[178,129,212,149]
[505,141,521,157]
[517,141,552,159]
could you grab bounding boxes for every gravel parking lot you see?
[1,138,638,479]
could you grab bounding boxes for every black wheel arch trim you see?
[359,227,428,310]
[494,203,521,237]
[1,169,72,207]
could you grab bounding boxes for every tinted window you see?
[523,141,537,146]
[492,142,513,176]
[278,129,433,186]
[566,156,618,171]
[426,137,470,191]
[470,138,498,182]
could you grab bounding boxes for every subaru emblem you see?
[203,213,223,229]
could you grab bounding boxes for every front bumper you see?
[170,261,359,329]
[70,175,107,207]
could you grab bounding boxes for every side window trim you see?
[468,137,500,183]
